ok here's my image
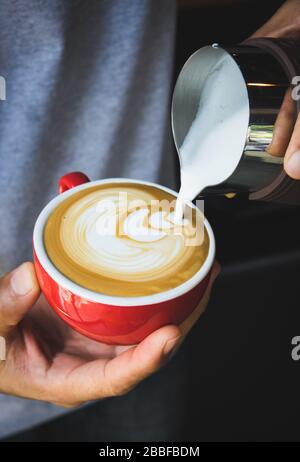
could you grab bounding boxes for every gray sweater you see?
[0,0,176,437]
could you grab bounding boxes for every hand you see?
[0,261,219,408]
[250,0,300,179]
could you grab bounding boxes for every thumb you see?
[0,262,40,337]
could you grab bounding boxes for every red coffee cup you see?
[33,172,215,345]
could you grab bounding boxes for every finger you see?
[250,28,285,39]
[55,263,220,404]
[267,88,296,157]
[63,325,181,402]
[284,112,300,179]
[0,262,40,337]
[114,261,218,357]
[249,1,296,39]
[179,261,220,337]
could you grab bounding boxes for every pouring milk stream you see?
[173,45,249,221]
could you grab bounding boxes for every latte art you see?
[44,183,209,296]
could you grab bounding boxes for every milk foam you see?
[58,186,202,283]
[174,48,249,218]
[44,183,209,296]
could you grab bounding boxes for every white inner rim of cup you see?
[33,178,215,306]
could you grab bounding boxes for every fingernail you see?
[286,150,300,178]
[163,336,181,358]
[10,264,34,296]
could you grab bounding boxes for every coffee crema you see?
[44,183,209,297]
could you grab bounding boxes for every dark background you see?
[6,0,300,442]
[175,0,300,441]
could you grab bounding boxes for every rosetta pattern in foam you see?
[60,187,198,283]
[44,184,209,296]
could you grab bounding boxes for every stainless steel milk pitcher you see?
[172,38,300,204]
